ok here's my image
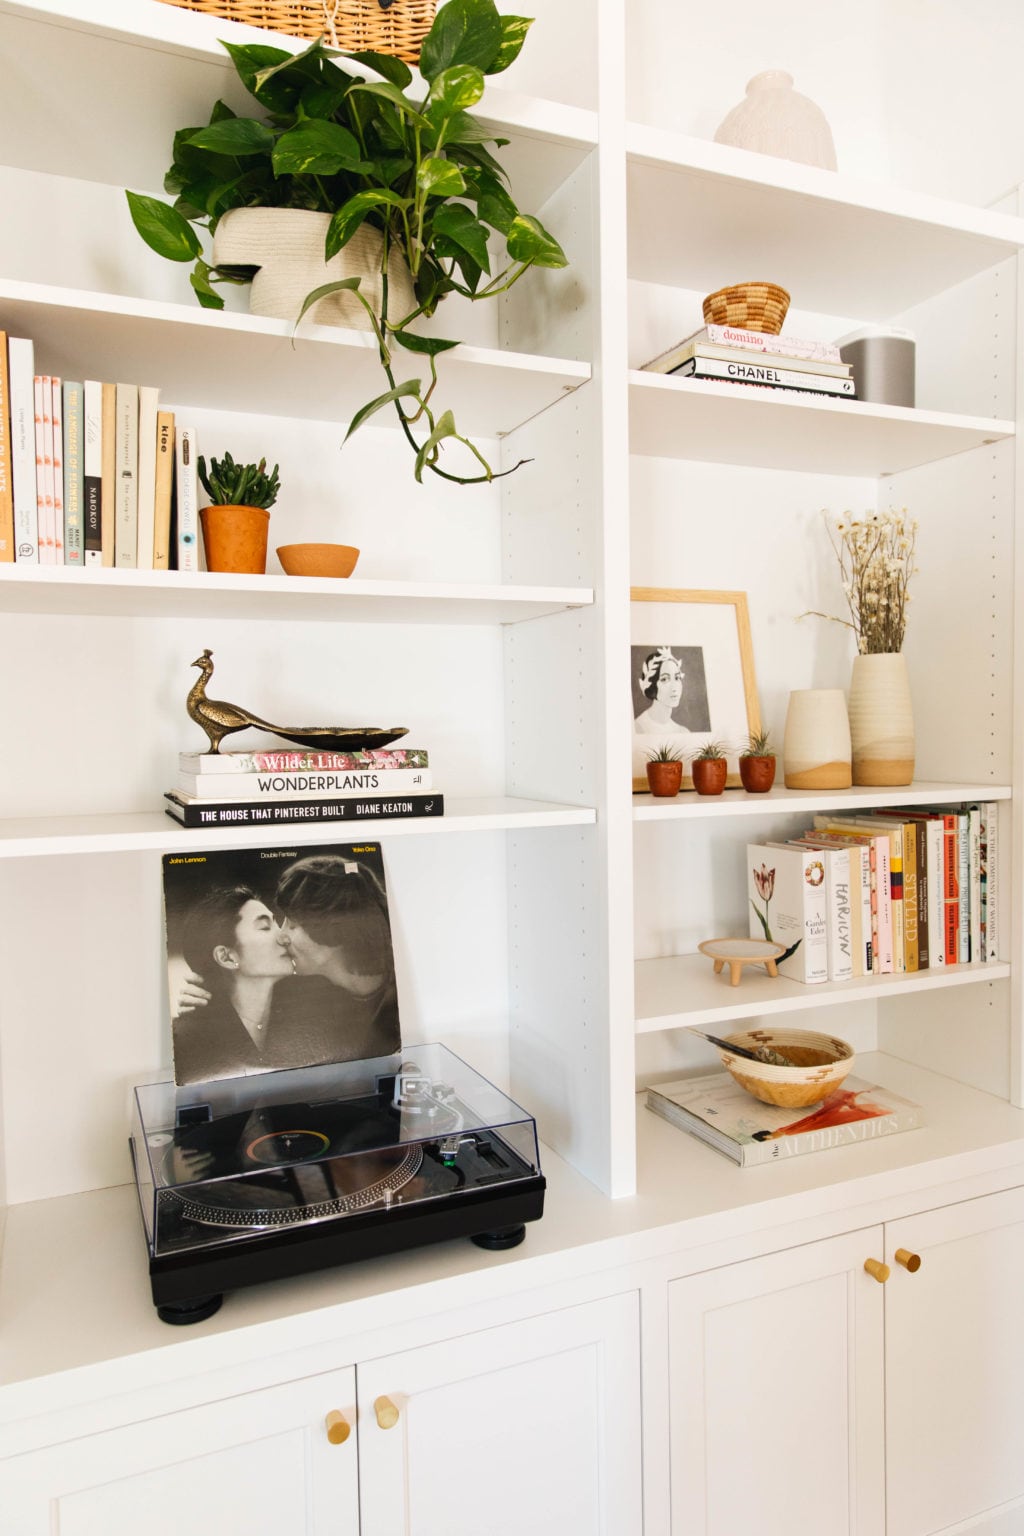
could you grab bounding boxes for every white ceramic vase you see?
[848,651,915,786]
[212,207,415,330]
[783,689,852,789]
[714,70,838,171]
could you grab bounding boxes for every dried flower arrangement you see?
[803,508,918,654]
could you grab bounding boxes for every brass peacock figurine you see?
[187,650,409,755]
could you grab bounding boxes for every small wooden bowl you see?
[276,542,360,578]
[702,281,791,335]
[717,1027,855,1108]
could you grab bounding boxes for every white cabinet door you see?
[885,1186,1024,1536]
[355,1291,642,1536]
[668,1227,886,1536]
[0,1368,358,1536]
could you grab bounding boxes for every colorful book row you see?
[0,332,198,571]
[747,802,1000,984]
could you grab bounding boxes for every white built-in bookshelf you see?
[1,0,1024,1364]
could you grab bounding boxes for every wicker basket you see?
[717,1027,854,1109]
[702,281,791,335]
[157,0,437,63]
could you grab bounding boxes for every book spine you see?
[857,845,874,974]
[984,801,1000,961]
[826,848,853,981]
[62,380,84,566]
[845,845,863,978]
[114,382,139,568]
[100,382,116,568]
[672,344,851,379]
[940,816,958,964]
[135,384,160,571]
[9,338,38,563]
[910,821,928,969]
[901,822,919,972]
[968,804,982,963]
[873,838,894,973]
[50,377,64,562]
[33,375,53,564]
[704,323,843,362]
[676,357,855,394]
[164,791,444,828]
[152,411,175,570]
[955,813,969,963]
[180,748,431,774]
[175,423,199,572]
[177,767,434,799]
[83,380,103,565]
[0,333,13,561]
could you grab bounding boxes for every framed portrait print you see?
[631,588,761,790]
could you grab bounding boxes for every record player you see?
[130,1043,545,1324]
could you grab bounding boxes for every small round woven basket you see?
[702,281,791,335]
[156,0,436,63]
[718,1027,854,1108]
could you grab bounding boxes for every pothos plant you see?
[126,0,568,485]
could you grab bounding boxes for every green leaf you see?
[190,260,225,308]
[445,139,510,184]
[186,117,275,157]
[273,120,364,176]
[464,170,518,234]
[432,202,490,270]
[414,409,459,481]
[425,64,486,119]
[126,191,202,262]
[440,109,508,146]
[297,77,352,120]
[419,0,503,80]
[220,40,292,98]
[749,899,772,942]
[250,35,328,95]
[392,331,461,357]
[346,80,430,129]
[416,157,467,198]
[341,50,413,89]
[491,15,533,73]
[326,188,409,257]
[294,275,364,328]
[344,379,423,441]
[506,213,568,268]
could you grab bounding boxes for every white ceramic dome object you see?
[714,70,838,171]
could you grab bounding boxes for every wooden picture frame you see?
[630,588,761,791]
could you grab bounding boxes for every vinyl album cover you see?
[162,842,401,1086]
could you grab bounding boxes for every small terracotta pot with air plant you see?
[739,728,777,793]
[691,741,729,796]
[645,744,684,798]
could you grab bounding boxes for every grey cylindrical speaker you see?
[837,326,916,407]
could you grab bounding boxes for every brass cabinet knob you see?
[374,1395,400,1429]
[864,1257,890,1284]
[895,1248,922,1273]
[325,1410,351,1445]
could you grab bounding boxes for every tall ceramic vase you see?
[783,689,852,789]
[848,651,915,786]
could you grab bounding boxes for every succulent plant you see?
[198,452,280,510]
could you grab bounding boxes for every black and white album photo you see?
[162,842,401,1086]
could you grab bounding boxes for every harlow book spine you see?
[83,379,103,565]
[179,747,431,775]
[780,842,853,981]
[675,356,855,395]
[164,790,444,828]
[9,337,38,563]
[62,380,84,566]
[177,767,434,800]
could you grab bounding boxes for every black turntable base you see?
[129,1047,546,1323]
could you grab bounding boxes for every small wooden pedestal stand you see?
[698,938,787,987]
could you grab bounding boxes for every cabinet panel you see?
[0,1369,358,1536]
[355,1291,641,1536]
[668,1228,885,1535]
[886,1187,1024,1536]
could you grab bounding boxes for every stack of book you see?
[747,800,1000,983]
[0,329,197,572]
[164,747,443,829]
[641,321,855,400]
[646,1071,923,1166]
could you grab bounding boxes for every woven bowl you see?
[276,543,360,578]
[718,1027,854,1108]
[702,281,791,335]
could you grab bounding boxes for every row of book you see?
[746,802,1000,985]
[641,321,856,400]
[164,747,442,829]
[0,331,200,570]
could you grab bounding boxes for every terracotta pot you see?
[739,754,777,793]
[691,758,728,795]
[848,651,915,786]
[200,503,270,575]
[276,543,360,578]
[646,760,683,797]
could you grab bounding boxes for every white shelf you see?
[0,565,593,624]
[632,781,1012,822]
[635,952,1009,1033]
[0,798,596,858]
[0,1,597,210]
[0,283,590,440]
[628,373,1013,475]
[626,124,1024,317]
